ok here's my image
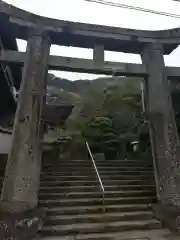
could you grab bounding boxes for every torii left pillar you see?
[0,31,50,213]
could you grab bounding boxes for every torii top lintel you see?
[0,1,180,54]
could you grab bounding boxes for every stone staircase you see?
[39,157,162,239]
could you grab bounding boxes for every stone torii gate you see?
[1,0,180,234]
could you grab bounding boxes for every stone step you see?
[39,185,156,193]
[40,174,154,181]
[44,160,153,163]
[40,228,171,240]
[42,164,153,170]
[41,219,161,236]
[48,158,151,161]
[39,179,155,186]
[95,163,153,167]
[41,170,153,176]
[39,190,156,199]
[39,196,156,207]
[42,167,153,172]
[42,166,153,171]
[43,159,152,164]
[45,211,153,225]
[41,204,152,215]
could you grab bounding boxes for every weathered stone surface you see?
[93,45,104,66]
[152,203,180,233]
[141,43,180,207]
[3,50,180,78]
[0,30,50,212]
[0,208,45,240]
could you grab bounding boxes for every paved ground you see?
[40,229,180,240]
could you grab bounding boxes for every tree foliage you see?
[83,116,119,159]
[69,77,145,159]
[48,74,180,160]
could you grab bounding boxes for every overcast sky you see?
[4,0,180,80]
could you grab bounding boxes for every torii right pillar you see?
[141,43,180,231]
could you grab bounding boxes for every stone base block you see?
[0,207,45,239]
[0,200,37,213]
[152,202,180,233]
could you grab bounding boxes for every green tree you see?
[83,117,120,159]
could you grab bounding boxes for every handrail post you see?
[86,141,105,212]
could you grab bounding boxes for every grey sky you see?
[4,0,180,80]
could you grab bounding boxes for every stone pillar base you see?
[0,200,37,213]
[0,207,45,239]
[152,202,180,233]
